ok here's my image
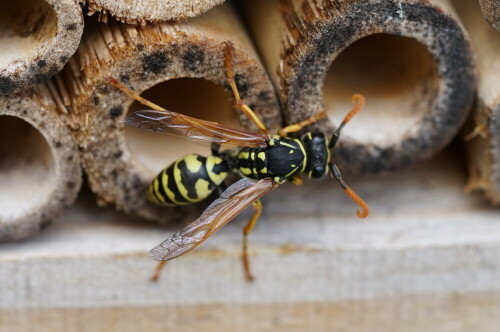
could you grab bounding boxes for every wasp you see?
[109,42,368,281]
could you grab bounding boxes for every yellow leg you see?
[242,199,263,282]
[151,260,168,282]
[290,174,303,186]
[109,77,168,112]
[278,110,327,136]
[463,123,488,141]
[224,42,268,134]
[464,164,487,193]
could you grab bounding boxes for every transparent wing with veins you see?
[126,109,268,148]
[149,178,277,261]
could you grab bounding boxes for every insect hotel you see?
[0,0,499,330]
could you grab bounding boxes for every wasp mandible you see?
[109,42,368,281]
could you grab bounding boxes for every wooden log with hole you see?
[1,1,500,330]
[0,83,81,241]
[479,0,500,31]
[55,2,281,223]
[241,0,475,174]
[0,0,83,95]
[82,0,226,24]
[456,0,500,204]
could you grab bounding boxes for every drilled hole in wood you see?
[324,34,439,146]
[0,0,58,68]
[125,78,238,173]
[0,115,55,220]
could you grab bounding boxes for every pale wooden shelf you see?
[1,148,499,331]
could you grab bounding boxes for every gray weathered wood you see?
[82,0,225,24]
[456,0,500,204]
[479,0,500,31]
[0,83,81,241]
[1,150,499,331]
[54,2,281,224]
[241,0,475,174]
[0,0,83,95]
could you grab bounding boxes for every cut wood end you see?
[464,103,500,205]
[273,0,475,174]
[55,13,280,223]
[0,85,82,241]
[82,0,225,24]
[479,0,500,31]
[457,0,500,205]
[0,0,83,95]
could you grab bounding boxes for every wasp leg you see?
[109,77,168,112]
[329,94,365,149]
[242,199,263,281]
[290,174,303,186]
[217,181,228,196]
[278,110,327,136]
[224,42,268,135]
[151,260,168,282]
[211,143,221,156]
[463,123,488,141]
[329,162,369,218]
[464,164,487,193]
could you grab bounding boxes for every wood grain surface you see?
[1,148,499,331]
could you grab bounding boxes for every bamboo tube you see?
[0,0,83,95]
[55,3,281,223]
[240,0,475,174]
[83,0,225,24]
[455,1,500,204]
[0,83,82,241]
[479,0,500,31]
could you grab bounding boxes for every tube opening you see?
[0,115,56,221]
[0,0,58,68]
[324,34,439,146]
[125,78,238,173]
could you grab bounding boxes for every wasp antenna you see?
[344,187,369,218]
[343,94,365,124]
[329,94,365,149]
[151,260,168,282]
[329,162,369,218]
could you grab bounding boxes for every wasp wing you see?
[126,109,268,148]
[109,77,268,148]
[149,178,277,261]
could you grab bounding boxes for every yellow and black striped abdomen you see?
[148,154,229,207]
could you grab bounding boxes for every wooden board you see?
[1,147,499,331]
